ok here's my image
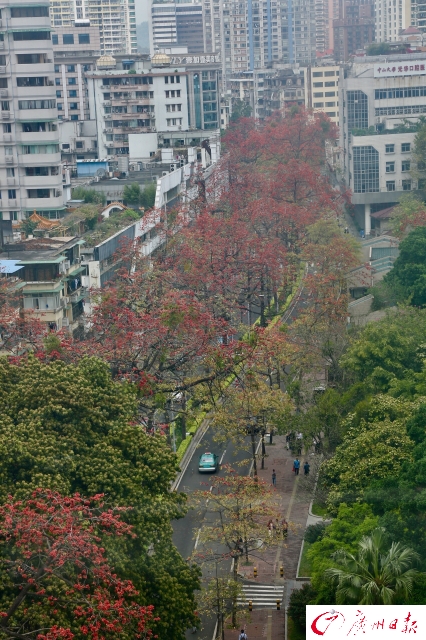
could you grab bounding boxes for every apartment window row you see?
[164,75,181,84]
[166,104,182,112]
[313,81,336,87]
[22,122,57,132]
[386,180,412,191]
[13,31,51,41]
[58,103,79,110]
[52,33,90,45]
[18,100,56,110]
[102,77,153,86]
[313,91,336,98]
[167,118,182,126]
[0,189,18,199]
[17,77,50,87]
[385,143,411,153]
[385,160,411,172]
[10,6,49,17]
[375,104,426,116]
[165,90,181,98]
[21,144,59,154]
[55,65,77,73]
[312,70,339,77]
[375,85,426,99]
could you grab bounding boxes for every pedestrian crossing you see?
[238,584,284,609]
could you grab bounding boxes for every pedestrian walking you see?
[282,518,288,538]
[272,468,276,486]
[267,519,274,537]
[293,457,300,476]
[304,461,310,476]
[239,630,248,640]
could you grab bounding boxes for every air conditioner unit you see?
[5,157,13,163]
[2,111,10,119]
[0,66,6,74]
[63,260,71,271]
[0,89,8,98]
[62,317,70,327]
[0,42,4,50]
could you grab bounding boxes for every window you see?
[68,77,76,85]
[17,54,45,64]
[69,103,78,110]
[78,33,90,44]
[6,168,14,177]
[353,146,379,193]
[17,77,47,87]
[325,102,335,107]
[57,103,62,110]
[401,142,411,152]
[313,102,324,108]
[76,141,84,149]
[27,189,50,198]
[402,160,411,172]
[3,123,11,133]
[0,79,7,89]
[1,101,9,110]
[21,144,59,154]
[11,6,49,17]
[313,82,323,87]
[385,144,395,153]
[386,161,395,173]
[347,90,368,131]
[0,56,5,66]
[55,78,61,86]
[13,31,50,41]
[66,65,75,73]
[325,81,335,87]
[56,90,61,98]
[402,179,412,190]
[4,146,13,156]
[22,122,55,132]
[69,90,77,97]
[324,70,335,76]
[313,92,323,97]
[166,118,182,126]
[8,189,16,199]
[325,91,335,97]
[386,180,395,191]
[70,115,79,120]
[52,34,58,44]
[54,65,60,73]
[313,71,323,77]
[63,34,74,45]
[19,100,56,109]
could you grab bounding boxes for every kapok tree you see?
[0,490,156,640]
[192,468,282,627]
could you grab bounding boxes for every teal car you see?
[198,452,219,473]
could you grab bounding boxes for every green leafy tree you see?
[123,183,142,206]
[230,99,252,122]
[325,528,420,604]
[413,118,426,185]
[384,226,426,306]
[20,218,38,236]
[140,183,157,209]
[72,186,106,206]
[0,356,199,639]
[308,503,379,603]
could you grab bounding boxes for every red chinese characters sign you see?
[374,61,426,77]
[307,606,423,638]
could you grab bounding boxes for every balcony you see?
[8,199,17,207]
[3,134,12,142]
[5,157,14,164]
[2,111,10,119]
[20,152,61,164]
[0,89,8,98]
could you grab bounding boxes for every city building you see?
[0,0,65,224]
[375,0,411,42]
[151,1,204,54]
[304,63,340,126]
[86,52,220,168]
[333,0,375,62]
[315,0,340,53]
[262,68,305,118]
[49,0,137,55]
[339,53,426,235]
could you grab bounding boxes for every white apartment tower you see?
[50,0,137,54]
[375,0,411,42]
[0,0,64,223]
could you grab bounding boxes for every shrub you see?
[304,522,327,544]
[288,583,317,629]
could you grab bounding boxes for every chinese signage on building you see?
[170,54,220,65]
[374,61,426,77]
[306,605,424,638]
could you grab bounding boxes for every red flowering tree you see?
[0,490,156,640]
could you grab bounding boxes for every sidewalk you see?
[223,436,311,640]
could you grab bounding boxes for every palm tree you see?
[325,527,420,605]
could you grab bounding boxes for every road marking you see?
[194,528,201,549]
[285,474,299,521]
[219,449,227,465]
[267,611,272,640]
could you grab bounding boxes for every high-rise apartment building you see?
[49,0,137,54]
[375,0,411,42]
[151,1,204,53]
[0,0,64,224]
[333,0,374,61]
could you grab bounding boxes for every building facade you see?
[333,0,375,62]
[151,1,204,54]
[49,0,137,55]
[304,63,340,126]
[375,0,411,42]
[340,53,426,234]
[0,0,64,223]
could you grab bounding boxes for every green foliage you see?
[123,183,156,209]
[325,528,420,604]
[0,356,200,639]
[141,183,156,209]
[230,99,252,122]
[369,280,399,311]
[385,227,426,306]
[304,522,327,544]
[20,218,38,236]
[288,583,317,629]
[308,503,379,603]
[123,183,141,205]
[367,42,397,55]
[72,186,106,205]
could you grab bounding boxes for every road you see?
[172,272,309,640]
